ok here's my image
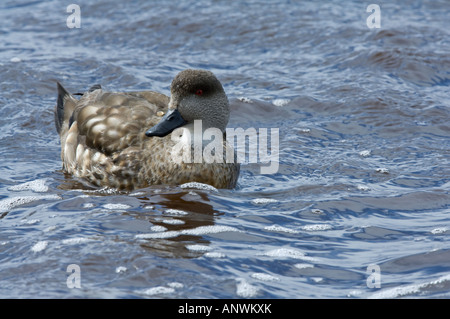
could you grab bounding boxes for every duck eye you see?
[195,89,203,96]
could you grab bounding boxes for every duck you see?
[55,69,240,191]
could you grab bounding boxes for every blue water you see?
[0,0,449,298]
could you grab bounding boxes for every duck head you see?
[145,69,229,137]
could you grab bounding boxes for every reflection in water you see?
[131,190,220,258]
[56,171,224,258]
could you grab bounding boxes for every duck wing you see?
[56,83,169,155]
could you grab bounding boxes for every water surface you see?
[0,0,449,298]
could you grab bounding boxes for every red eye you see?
[195,89,203,96]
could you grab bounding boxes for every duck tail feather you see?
[55,81,71,134]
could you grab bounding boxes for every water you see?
[0,0,449,299]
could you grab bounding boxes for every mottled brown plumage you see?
[55,69,240,190]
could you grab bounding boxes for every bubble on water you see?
[135,231,179,239]
[31,241,48,252]
[183,225,240,236]
[136,225,241,239]
[0,195,60,213]
[167,282,184,289]
[150,225,167,232]
[115,266,127,273]
[8,179,49,193]
[163,208,189,215]
[186,244,211,252]
[129,191,146,197]
[103,203,131,210]
[236,278,259,298]
[294,263,314,269]
[250,273,280,282]
[251,198,279,205]
[357,184,371,191]
[204,252,226,258]
[376,167,389,174]
[61,237,91,245]
[160,219,185,225]
[262,248,305,259]
[431,227,448,234]
[272,98,290,107]
[359,150,371,157]
[261,248,317,262]
[180,182,218,191]
[301,224,332,231]
[369,274,450,299]
[141,286,175,296]
[264,225,299,234]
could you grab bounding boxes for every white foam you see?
[236,279,259,298]
[262,248,305,259]
[129,191,146,197]
[10,57,21,63]
[8,179,49,193]
[250,273,280,282]
[264,225,299,234]
[204,252,226,258]
[21,219,40,225]
[150,225,167,232]
[186,244,211,252]
[163,208,189,216]
[369,274,450,299]
[272,98,290,107]
[431,227,448,234]
[180,182,218,191]
[183,225,239,236]
[161,219,185,225]
[136,225,240,239]
[264,224,333,234]
[167,282,184,289]
[31,241,48,252]
[376,167,389,174]
[357,184,371,191]
[0,195,60,213]
[251,198,279,205]
[61,237,91,245]
[141,286,175,296]
[136,230,179,239]
[261,248,317,262]
[301,224,332,231]
[294,263,314,269]
[115,266,127,273]
[359,150,371,157]
[103,203,131,210]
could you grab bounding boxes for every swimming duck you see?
[55,69,240,190]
